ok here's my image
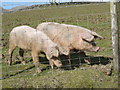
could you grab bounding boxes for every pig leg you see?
[68,54,72,68]
[49,60,54,69]
[79,51,90,64]
[31,51,41,73]
[19,48,26,65]
[8,43,16,65]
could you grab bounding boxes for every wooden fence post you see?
[116,1,120,73]
[116,2,120,88]
[110,0,119,72]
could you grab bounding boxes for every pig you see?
[8,25,62,73]
[36,22,103,64]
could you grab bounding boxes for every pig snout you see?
[88,46,100,52]
[57,63,62,68]
[52,59,62,68]
[89,42,100,52]
[56,61,62,67]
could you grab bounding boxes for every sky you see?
[1,0,50,2]
[1,0,110,2]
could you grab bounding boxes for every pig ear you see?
[91,31,103,39]
[56,45,69,55]
[81,33,94,42]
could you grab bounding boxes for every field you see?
[1,3,118,88]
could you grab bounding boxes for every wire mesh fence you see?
[1,3,113,81]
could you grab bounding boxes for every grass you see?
[1,3,118,88]
[2,67,118,88]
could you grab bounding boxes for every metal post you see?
[110,0,119,72]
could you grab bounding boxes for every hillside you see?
[10,5,28,11]
[2,6,29,13]
[0,7,9,13]
[2,2,108,13]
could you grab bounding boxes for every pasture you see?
[1,3,118,88]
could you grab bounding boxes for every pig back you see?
[10,26,42,50]
[37,22,76,49]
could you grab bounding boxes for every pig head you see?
[72,29,100,52]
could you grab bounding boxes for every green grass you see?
[2,67,118,88]
[1,3,118,88]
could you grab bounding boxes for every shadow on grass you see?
[37,52,112,70]
[87,56,112,65]
[2,52,112,79]
[59,53,112,70]
[2,65,35,80]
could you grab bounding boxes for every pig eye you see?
[92,42,96,46]
[89,41,96,46]
[51,56,58,60]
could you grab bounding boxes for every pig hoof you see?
[5,60,9,64]
[21,61,26,65]
[58,68,62,71]
[33,73,37,76]
[8,61,12,66]
[36,70,42,73]
[51,66,54,69]
[36,68,42,73]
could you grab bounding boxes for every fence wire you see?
[1,3,113,80]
